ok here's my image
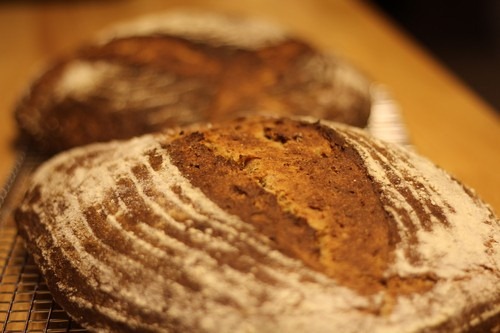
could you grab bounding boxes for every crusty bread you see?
[15,10,371,153]
[15,116,499,333]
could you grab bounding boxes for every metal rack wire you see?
[0,149,88,333]
[0,231,87,332]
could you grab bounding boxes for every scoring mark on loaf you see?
[165,117,436,295]
[76,35,369,126]
[77,35,337,124]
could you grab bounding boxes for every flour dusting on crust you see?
[98,9,289,50]
[16,117,499,332]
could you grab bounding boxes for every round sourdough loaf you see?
[15,10,371,154]
[15,116,499,332]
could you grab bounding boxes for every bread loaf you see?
[15,116,499,332]
[15,10,371,153]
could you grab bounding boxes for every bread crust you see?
[15,116,499,332]
[15,10,371,153]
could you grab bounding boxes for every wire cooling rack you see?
[0,232,86,333]
[0,85,408,332]
[0,150,87,333]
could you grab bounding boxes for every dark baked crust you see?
[15,116,499,332]
[15,11,372,154]
[166,118,397,295]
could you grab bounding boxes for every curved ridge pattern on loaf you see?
[16,116,499,333]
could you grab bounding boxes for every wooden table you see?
[1,0,499,212]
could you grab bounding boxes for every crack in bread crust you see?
[166,117,412,295]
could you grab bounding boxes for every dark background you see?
[368,0,500,113]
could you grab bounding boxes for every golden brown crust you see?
[166,117,396,295]
[15,116,499,332]
[15,12,371,154]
